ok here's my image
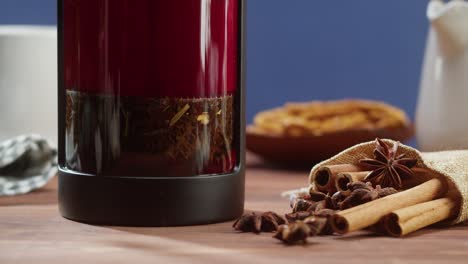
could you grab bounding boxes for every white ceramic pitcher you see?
[416,0,468,151]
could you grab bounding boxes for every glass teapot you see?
[57,0,245,226]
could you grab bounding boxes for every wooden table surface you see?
[1,154,468,264]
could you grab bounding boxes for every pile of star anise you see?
[233,181,397,244]
[233,138,416,244]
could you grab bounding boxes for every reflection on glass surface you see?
[62,0,239,177]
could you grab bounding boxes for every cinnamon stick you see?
[312,164,362,193]
[335,171,370,194]
[383,196,459,237]
[331,177,448,234]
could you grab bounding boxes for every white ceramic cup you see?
[0,25,57,144]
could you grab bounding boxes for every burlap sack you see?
[308,139,468,225]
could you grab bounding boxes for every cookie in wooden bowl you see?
[247,99,414,166]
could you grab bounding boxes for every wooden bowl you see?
[246,125,414,168]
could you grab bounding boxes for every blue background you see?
[0,0,429,122]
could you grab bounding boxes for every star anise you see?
[288,192,312,208]
[330,191,346,209]
[233,211,287,233]
[289,189,334,213]
[288,191,337,235]
[313,208,336,235]
[309,190,335,209]
[304,215,329,236]
[339,181,398,210]
[273,222,310,244]
[285,211,314,223]
[359,138,418,189]
[291,198,316,213]
[273,216,326,244]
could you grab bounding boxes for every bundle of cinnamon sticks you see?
[234,139,463,244]
[312,162,459,236]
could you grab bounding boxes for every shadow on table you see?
[103,212,266,241]
[103,221,319,254]
[333,224,468,241]
[106,220,236,238]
